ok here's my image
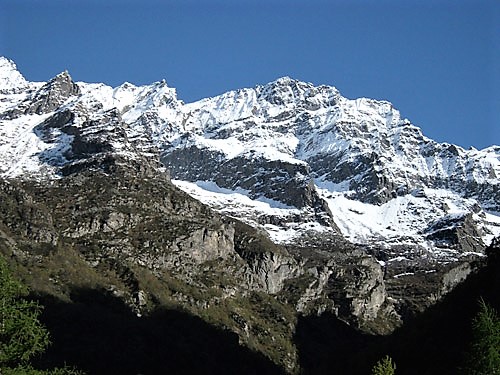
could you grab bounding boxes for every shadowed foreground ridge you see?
[34,289,284,375]
[25,244,499,374]
[295,242,500,374]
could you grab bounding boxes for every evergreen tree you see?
[372,355,396,375]
[0,255,82,374]
[464,298,500,375]
[0,256,49,367]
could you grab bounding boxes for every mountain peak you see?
[0,56,28,91]
[257,76,339,109]
[55,70,71,79]
[48,70,76,87]
[263,76,315,91]
[270,76,297,85]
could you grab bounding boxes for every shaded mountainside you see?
[35,291,286,375]
[0,56,499,374]
[0,166,498,375]
[0,166,298,372]
[296,241,500,375]
[29,241,499,375]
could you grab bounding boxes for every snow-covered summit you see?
[154,75,498,207]
[154,76,500,259]
[0,57,28,92]
[0,59,498,265]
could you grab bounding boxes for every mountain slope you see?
[0,56,499,373]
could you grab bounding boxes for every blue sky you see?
[1,0,498,149]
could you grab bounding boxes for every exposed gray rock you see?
[161,148,338,228]
[285,243,401,335]
[424,213,486,253]
[1,71,80,119]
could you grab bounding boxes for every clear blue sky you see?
[1,0,498,149]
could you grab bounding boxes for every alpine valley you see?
[0,56,499,374]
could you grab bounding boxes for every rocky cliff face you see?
[0,56,498,373]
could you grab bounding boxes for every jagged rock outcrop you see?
[233,221,302,294]
[423,212,486,253]
[1,70,80,120]
[292,247,400,335]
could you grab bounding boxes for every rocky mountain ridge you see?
[0,56,499,373]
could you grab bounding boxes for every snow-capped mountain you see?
[2,57,500,371]
[0,56,498,265]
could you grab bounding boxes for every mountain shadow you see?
[33,288,285,375]
[295,247,500,375]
